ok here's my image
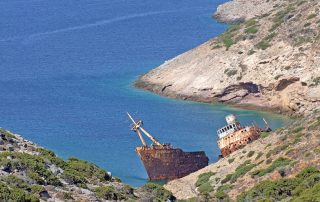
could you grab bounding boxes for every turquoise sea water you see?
[0,0,289,186]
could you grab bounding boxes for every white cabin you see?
[217,115,242,139]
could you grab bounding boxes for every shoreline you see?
[134,0,320,118]
[134,78,295,117]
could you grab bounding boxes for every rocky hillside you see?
[165,110,320,201]
[0,128,173,201]
[135,0,320,116]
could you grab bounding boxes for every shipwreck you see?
[127,113,209,181]
[217,114,271,158]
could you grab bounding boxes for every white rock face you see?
[136,0,320,116]
[214,0,283,23]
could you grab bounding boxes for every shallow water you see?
[0,0,289,186]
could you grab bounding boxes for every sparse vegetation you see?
[195,172,216,187]
[270,4,295,32]
[245,26,258,34]
[255,152,263,160]
[213,185,232,200]
[222,160,255,184]
[0,182,39,202]
[256,40,270,50]
[292,126,304,133]
[62,157,110,188]
[141,183,173,201]
[247,151,255,158]
[260,132,270,138]
[224,68,238,77]
[0,152,62,186]
[247,49,256,55]
[228,158,235,164]
[310,77,320,86]
[307,13,317,20]
[239,167,320,202]
[95,186,119,200]
[251,157,291,177]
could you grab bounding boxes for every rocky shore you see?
[135,0,320,116]
[0,128,173,201]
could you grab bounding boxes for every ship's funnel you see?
[226,114,237,124]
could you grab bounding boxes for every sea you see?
[0,0,290,187]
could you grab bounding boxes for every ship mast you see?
[127,112,163,147]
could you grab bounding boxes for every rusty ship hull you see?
[136,146,208,180]
[217,126,260,157]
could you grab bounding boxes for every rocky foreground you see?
[135,0,320,116]
[165,111,320,201]
[0,128,173,201]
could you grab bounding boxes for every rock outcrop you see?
[135,0,320,116]
[214,0,281,23]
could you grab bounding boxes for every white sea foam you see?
[0,7,208,42]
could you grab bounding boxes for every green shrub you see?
[0,128,17,139]
[307,13,317,20]
[62,157,110,187]
[251,157,291,177]
[256,40,270,50]
[221,174,232,184]
[266,158,273,165]
[237,178,300,201]
[255,152,263,160]
[37,148,66,168]
[219,32,236,50]
[214,190,229,200]
[0,152,62,187]
[245,26,258,34]
[62,169,88,188]
[260,132,270,138]
[3,175,30,190]
[95,186,118,200]
[264,32,277,41]
[245,19,257,27]
[238,167,320,202]
[247,49,256,55]
[304,22,312,27]
[310,77,320,87]
[292,126,304,133]
[228,158,235,164]
[0,182,39,202]
[31,185,45,194]
[266,150,272,158]
[222,160,255,184]
[141,183,172,201]
[292,184,320,202]
[308,117,320,130]
[214,185,232,200]
[228,25,241,32]
[247,151,255,158]
[195,172,216,187]
[211,44,222,49]
[198,182,213,194]
[63,192,73,200]
[291,133,302,145]
[224,68,238,77]
[269,4,295,32]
